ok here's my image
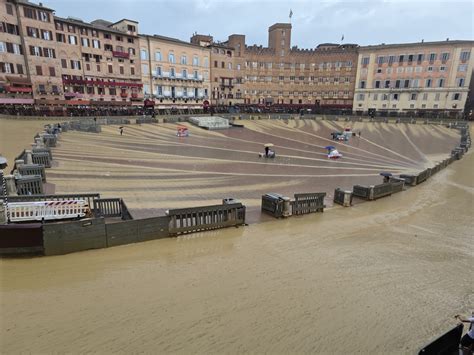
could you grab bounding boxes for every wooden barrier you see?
[168,203,246,235]
[42,134,57,147]
[32,151,51,168]
[352,185,372,200]
[390,180,404,193]
[399,174,417,186]
[292,192,326,215]
[418,323,463,355]
[18,164,46,182]
[261,193,286,218]
[417,169,430,184]
[32,147,53,160]
[42,218,107,256]
[333,188,352,207]
[94,198,133,220]
[0,223,43,255]
[15,175,43,195]
[372,182,392,200]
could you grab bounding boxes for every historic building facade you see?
[0,0,143,108]
[139,34,210,110]
[353,40,474,117]
[223,24,359,110]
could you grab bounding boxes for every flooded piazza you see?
[0,118,473,353]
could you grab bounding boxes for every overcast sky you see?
[45,0,473,48]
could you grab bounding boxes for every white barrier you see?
[189,116,229,129]
[7,200,89,222]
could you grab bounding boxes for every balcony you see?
[112,51,130,59]
[6,86,33,93]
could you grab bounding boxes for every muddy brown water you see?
[0,119,473,353]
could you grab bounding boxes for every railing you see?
[18,164,46,182]
[372,182,392,200]
[42,134,57,147]
[168,203,246,235]
[15,175,44,195]
[8,193,101,212]
[292,192,326,215]
[352,185,372,200]
[261,193,286,218]
[416,169,430,184]
[32,152,51,168]
[333,188,352,207]
[93,198,132,219]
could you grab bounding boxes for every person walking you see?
[119,127,124,136]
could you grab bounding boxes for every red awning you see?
[0,98,35,104]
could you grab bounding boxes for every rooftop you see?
[360,40,474,50]
[54,16,138,37]
[15,0,54,12]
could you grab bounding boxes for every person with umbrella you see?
[119,126,124,136]
[380,172,392,183]
[261,143,275,158]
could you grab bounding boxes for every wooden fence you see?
[292,192,326,215]
[168,203,246,235]
[15,175,43,195]
[18,164,46,182]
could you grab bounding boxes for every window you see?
[452,93,461,100]
[422,93,428,101]
[460,51,470,62]
[440,66,446,72]
[130,67,135,75]
[437,78,444,87]
[392,93,399,100]
[193,70,198,79]
[397,67,404,74]
[6,3,13,15]
[104,33,111,39]
[441,52,449,62]
[119,66,124,74]
[425,78,432,88]
[373,93,378,101]
[181,55,187,65]
[182,69,187,78]
[116,36,123,42]
[434,93,440,101]
[70,60,81,70]
[384,80,391,88]
[357,93,365,100]
[42,30,52,41]
[417,54,424,63]
[97,64,101,72]
[30,46,41,56]
[427,66,433,72]
[168,52,175,63]
[49,67,55,76]
[221,61,225,68]
[458,64,468,72]
[140,49,148,60]
[395,80,401,88]
[412,79,419,88]
[92,39,100,49]
[81,38,89,47]
[361,57,369,66]
[398,55,405,63]
[376,56,385,65]
[24,7,37,19]
[155,66,162,76]
[410,93,417,100]
[38,11,50,22]
[375,80,381,89]
[142,64,149,75]
[382,94,389,101]
[27,26,38,38]
[408,54,414,63]
[386,68,392,74]
[108,65,113,74]
[456,78,465,87]
[44,48,55,58]
[359,80,366,89]
[61,59,67,68]
[404,79,410,88]
[56,33,65,42]
[155,51,162,61]
[36,65,42,76]
[193,56,199,66]
[415,66,422,73]
[68,35,77,45]
[429,53,437,62]
[0,42,5,53]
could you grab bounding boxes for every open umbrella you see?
[379,172,392,177]
[264,143,274,147]
[119,126,124,129]
[325,145,335,150]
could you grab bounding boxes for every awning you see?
[89,100,132,106]
[0,98,34,104]
[6,75,32,85]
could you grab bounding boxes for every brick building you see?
[0,0,143,111]
[139,33,210,112]
[353,40,474,117]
